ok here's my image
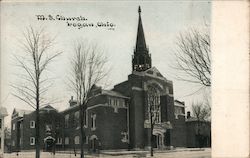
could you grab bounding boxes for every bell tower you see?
[132,6,152,72]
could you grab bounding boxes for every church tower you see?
[132,6,152,72]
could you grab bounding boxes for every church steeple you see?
[136,6,147,52]
[132,6,152,72]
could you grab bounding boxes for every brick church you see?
[10,6,210,152]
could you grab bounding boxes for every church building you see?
[10,6,200,152]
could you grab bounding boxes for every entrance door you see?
[153,134,163,149]
[91,138,97,153]
[152,135,157,148]
[156,134,162,149]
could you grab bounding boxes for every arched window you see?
[147,85,161,124]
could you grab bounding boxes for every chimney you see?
[187,111,191,119]
[69,96,77,107]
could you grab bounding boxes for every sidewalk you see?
[100,148,210,156]
[3,148,211,158]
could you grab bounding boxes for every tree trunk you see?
[35,105,40,158]
[80,104,85,158]
[150,113,153,157]
[197,120,201,148]
[35,79,40,158]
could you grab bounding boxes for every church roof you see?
[102,90,129,99]
[40,105,58,112]
[135,6,147,53]
[132,66,172,84]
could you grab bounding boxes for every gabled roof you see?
[40,105,57,112]
[12,108,32,117]
[132,66,172,83]
[89,84,129,99]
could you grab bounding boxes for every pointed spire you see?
[132,6,151,72]
[135,6,147,53]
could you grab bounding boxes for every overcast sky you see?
[1,1,211,126]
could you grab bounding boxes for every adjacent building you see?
[11,106,63,152]
[0,106,8,156]
[10,6,211,152]
[186,112,211,148]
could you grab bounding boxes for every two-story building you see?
[11,106,63,152]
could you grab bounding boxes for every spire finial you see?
[138,6,141,14]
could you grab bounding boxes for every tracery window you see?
[147,86,161,124]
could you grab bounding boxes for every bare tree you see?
[147,85,161,157]
[192,102,210,121]
[68,41,108,158]
[191,102,210,148]
[12,26,61,158]
[174,28,211,87]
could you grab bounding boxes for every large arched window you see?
[147,85,161,124]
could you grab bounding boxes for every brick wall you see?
[172,115,187,147]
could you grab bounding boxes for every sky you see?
[0,1,211,127]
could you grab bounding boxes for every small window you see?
[65,137,69,145]
[91,113,96,131]
[0,119,2,129]
[30,137,35,145]
[65,114,69,128]
[121,100,125,107]
[74,111,80,127]
[85,136,88,144]
[30,121,35,128]
[56,137,62,144]
[108,98,112,105]
[12,140,15,146]
[12,123,15,130]
[74,136,80,145]
[114,107,118,113]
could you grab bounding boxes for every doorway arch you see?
[89,135,98,153]
[152,130,165,149]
